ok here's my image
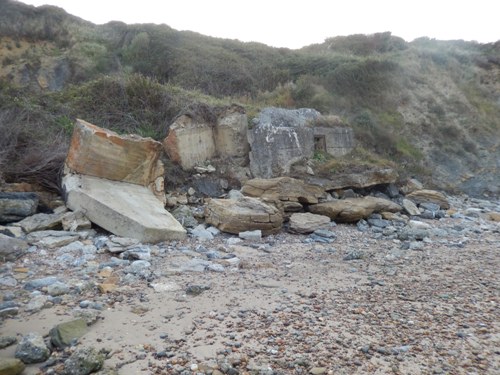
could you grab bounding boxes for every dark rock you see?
[0,335,17,349]
[15,332,50,364]
[0,192,39,223]
[62,347,104,375]
[0,234,29,262]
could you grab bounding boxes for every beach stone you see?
[61,210,92,231]
[24,276,60,291]
[171,205,199,228]
[289,212,331,234]
[24,294,49,313]
[406,189,450,209]
[0,336,17,349]
[62,346,104,375]
[0,192,38,223]
[309,196,401,223]
[0,234,29,261]
[50,318,88,348]
[402,198,420,216]
[15,211,68,234]
[205,196,283,235]
[239,230,262,241]
[15,332,50,364]
[47,282,70,296]
[0,358,25,375]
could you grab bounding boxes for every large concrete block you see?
[214,106,249,159]
[65,119,165,201]
[63,174,186,243]
[163,115,216,170]
[248,108,319,178]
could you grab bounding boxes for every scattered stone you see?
[171,205,199,228]
[50,319,88,348]
[0,234,29,261]
[402,198,420,216]
[62,346,104,375]
[0,357,25,375]
[121,245,151,261]
[190,224,215,241]
[47,282,71,296]
[24,276,60,291]
[186,285,210,296]
[24,294,49,313]
[400,178,424,195]
[309,196,401,222]
[239,230,262,241]
[406,189,450,210]
[241,177,325,208]
[289,212,331,234]
[343,250,365,261]
[205,196,283,235]
[61,210,92,231]
[15,210,68,234]
[15,332,50,364]
[0,336,17,349]
[0,192,39,223]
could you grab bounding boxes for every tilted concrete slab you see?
[63,174,186,243]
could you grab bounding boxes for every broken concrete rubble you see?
[62,120,186,243]
[63,174,186,243]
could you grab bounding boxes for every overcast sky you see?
[18,0,499,49]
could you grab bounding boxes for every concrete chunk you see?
[63,174,186,243]
[65,119,165,202]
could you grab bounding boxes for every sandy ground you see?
[1,215,499,374]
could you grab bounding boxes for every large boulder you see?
[406,189,450,210]
[309,196,402,222]
[241,177,325,211]
[0,192,39,223]
[63,174,186,243]
[65,119,165,201]
[205,196,283,235]
[289,212,331,234]
[307,168,398,190]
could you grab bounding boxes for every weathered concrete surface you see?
[309,196,402,223]
[63,174,186,243]
[241,177,325,209]
[163,105,249,170]
[313,126,354,157]
[65,119,165,201]
[213,105,249,160]
[163,115,216,170]
[0,192,39,223]
[248,108,319,178]
[205,196,283,235]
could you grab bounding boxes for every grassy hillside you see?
[1,0,499,196]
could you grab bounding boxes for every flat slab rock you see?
[309,196,402,223]
[0,192,39,223]
[205,196,283,235]
[63,174,186,243]
[241,177,325,206]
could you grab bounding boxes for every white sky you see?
[18,0,500,49]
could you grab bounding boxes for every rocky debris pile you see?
[0,187,498,374]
